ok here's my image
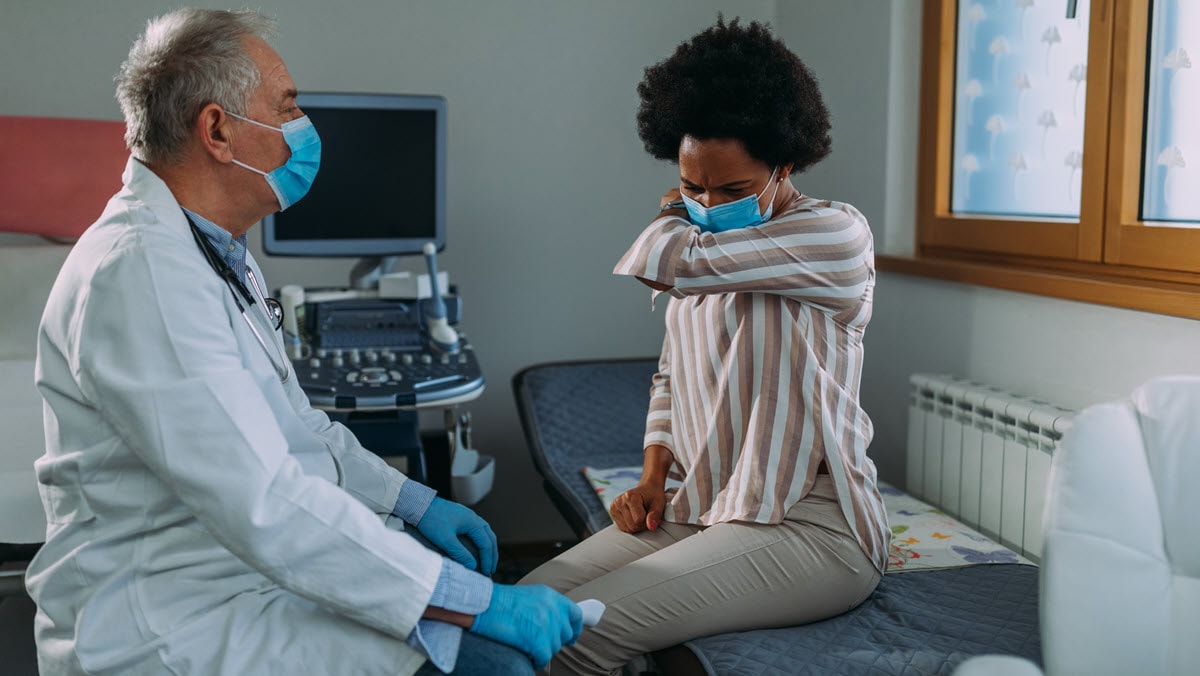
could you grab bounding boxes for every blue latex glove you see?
[470,584,583,669]
[416,497,498,575]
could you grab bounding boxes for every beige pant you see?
[519,476,882,675]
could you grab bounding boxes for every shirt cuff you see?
[429,558,493,613]
[407,619,463,673]
[405,560,494,673]
[392,479,437,524]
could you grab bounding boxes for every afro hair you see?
[636,17,832,175]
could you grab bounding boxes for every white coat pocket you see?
[35,456,96,525]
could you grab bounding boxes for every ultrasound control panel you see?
[290,296,484,410]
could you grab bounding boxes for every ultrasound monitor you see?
[261,92,446,287]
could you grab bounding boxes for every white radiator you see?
[906,373,1074,562]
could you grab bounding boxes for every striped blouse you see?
[613,195,890,572]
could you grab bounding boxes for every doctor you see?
[27,8,580,676]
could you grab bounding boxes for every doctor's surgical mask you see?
[681,166,781,233]
[228,112,322,210]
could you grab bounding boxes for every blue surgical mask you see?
[229,112,321,210]
[681,166,781,233]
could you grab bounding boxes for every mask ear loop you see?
[225,111,277,179]
[759,166,784,221]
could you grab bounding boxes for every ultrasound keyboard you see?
[290,296,484,410]
[293,339,483,409]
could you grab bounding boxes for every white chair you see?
[956,375,1200,675]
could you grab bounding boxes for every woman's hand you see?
[610,445,674,533]
[610,482,666,533]
[614,446,681,537]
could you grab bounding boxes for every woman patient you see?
[519,17,890,675]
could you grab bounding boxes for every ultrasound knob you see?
[401,353,414,366]
[332,356,344,368]
[349,350,361,365]
[360,368,388,384]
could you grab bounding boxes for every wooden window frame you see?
[885,0,1200,320]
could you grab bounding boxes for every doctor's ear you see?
[197,104,234,161]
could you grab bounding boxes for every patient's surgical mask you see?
[681,166,781,233]
[228,112,321,210]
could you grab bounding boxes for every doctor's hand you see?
[416,497,498,575]
[610,483,666,534]
[470,583,582,670]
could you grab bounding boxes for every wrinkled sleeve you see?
[250,254,416,516]
[612,205,874,316]
[77,233,442,641]
[644,337,674,454]
[288,388,412,515]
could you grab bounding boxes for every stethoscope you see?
[185,214,291,382]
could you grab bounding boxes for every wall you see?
[7,0,1198,543]
[1,0,773,543]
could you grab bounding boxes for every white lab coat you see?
[27,158,442,675]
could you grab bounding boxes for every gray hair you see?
[116,8,276,166]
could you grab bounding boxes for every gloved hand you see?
[416,497,498,575]
[470,583,583,669]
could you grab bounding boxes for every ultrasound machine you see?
[261,92,492,503]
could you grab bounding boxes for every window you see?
[897,0,1200,319]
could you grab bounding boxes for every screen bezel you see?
[261,92,447,257]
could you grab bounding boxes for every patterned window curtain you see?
[951,0,1090,218]
[1142,0,1197,224]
